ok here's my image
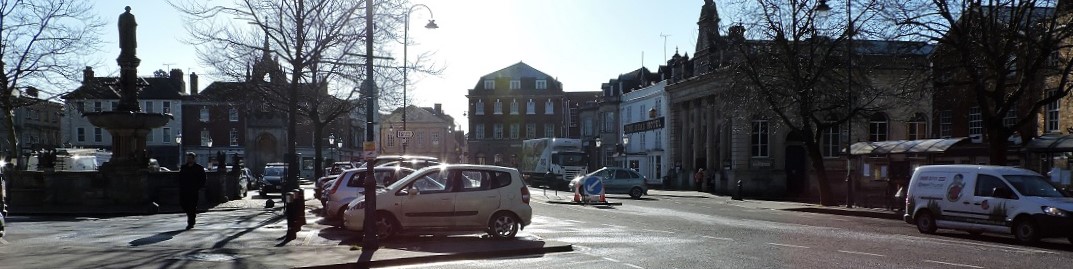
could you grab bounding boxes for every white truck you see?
[519,138,588,190]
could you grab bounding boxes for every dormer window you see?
[510,99,519,115]
[545,99,554,115]
[536,80,547,89]
[200,106,209,122]
[484,80,495,89]
[510,80,520,90]
[494,99,503,115]
[526,99,535,114]
[475,99,485,115]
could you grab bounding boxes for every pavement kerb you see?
[296,244,575,269]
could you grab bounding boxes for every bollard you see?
[733,179,743,201]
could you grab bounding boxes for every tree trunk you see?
[986,124,1009,165]
[313,119,325,180]
[804,139,835,205]
[1,108,17,163]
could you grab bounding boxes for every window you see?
[975,174,1009,197]
[474,124,485,139]
[626,107,632,123]
[510,99,519,115]
[387,135,395,146]
[77,102,85,112]
[475,99,485,115]
[510,124,519,139]
[200,106,209,122]
[494,99,503,115]
[751,120,769,157]
[111,101,117,111]
[969,106,982,136]
[545,124,555,138]
[939,110,952,138]
[510,80,520,90]
[77,128,85,142]
[230,128,239,146]
[526,123,536,138]
[145,101,154,113]
[583,118,593,136]
[655,130,662,149]
[536,79,547,89]
[147,128,155,142]
[526,99,535,114]
[822,125,840,157]
[405,170,453,194]
[94,101,102,112]
[545,99,554,115]
[603,112,614,131]
[869,113,888,142]
[201,129,210,146]
[484,80,495,89]
[1004,107,1018,127]
[163,128,172,144]
[493,124,503,139]
[163,101,171,114]
[654,98,662,117]
[1046,90,1060,132]
[907,113,927,140]
[229,107,239,122]
[94,128,102,142]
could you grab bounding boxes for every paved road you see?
[389,187,1073,269]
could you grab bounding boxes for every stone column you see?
[706,97,717,192]
[679,102,692,188]
[691,100,702,190]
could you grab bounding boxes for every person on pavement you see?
[693,168,705,192]
[178,152,207,230]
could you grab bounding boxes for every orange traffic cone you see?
[574,192,581,203]
[599,193,606,203]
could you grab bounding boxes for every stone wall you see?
[5,169,234,211]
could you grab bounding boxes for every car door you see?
[939,172,981,227]
[397,169,457,227]
[968,174,1017,228]
[610,169,633,194]
[452,169,502,227]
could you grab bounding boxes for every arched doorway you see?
[784,131,809,197]
[252,133,279,174]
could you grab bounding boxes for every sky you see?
[87,0,729,131]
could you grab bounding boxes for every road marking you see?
[624,263,644,269]
[702,236,735,241]
[0,238,8,245]
[601,224,627,229]
[838,250,884,257]
[641,229,675,234]
[766,243,810,248]
[923,260,984,268]
[603,257,621,263]
[922,237,1053,254]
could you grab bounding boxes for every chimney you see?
[170,68,183,81]
[434,103,442,115]
[83,66,94,84]
[25,86,39,98]
[190,72,199,95]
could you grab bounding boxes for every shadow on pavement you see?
[129,229,185,246]
[298,236,569,269]
[211,210,285,249]
[781,207,901,221]
[643,193,712,199]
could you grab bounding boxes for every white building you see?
[619,80,671,183]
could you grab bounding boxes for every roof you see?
[64,76,185,100]
[914,164,1038,175]
[849,138,969,155]
[1025,134,1073,152]
[479,62,554,80]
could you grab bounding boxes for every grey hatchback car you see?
[570,167,648,199]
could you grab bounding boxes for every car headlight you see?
[350,201,366,210]
[1042,206,1068,217]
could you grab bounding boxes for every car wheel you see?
[333,207,347,223]
[629,187,644,199]
[1013,218,1040,243]
[488,212,520,239]
[374,213,398,240]
[915,210,937,234]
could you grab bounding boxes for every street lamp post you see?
[595,137,602,168]
[622,134,630,169]
[175,134,183,169]
[402,4,438,138]
[206,138,213,167]
[816,0,854,208]
[329,133,336,163]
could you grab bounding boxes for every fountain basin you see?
[83,111,172,130]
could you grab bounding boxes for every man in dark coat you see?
[178,152,207,230]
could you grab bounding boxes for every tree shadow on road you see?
[129,229,185,246]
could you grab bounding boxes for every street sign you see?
[362,141,377,160]
[396,130,414,138]
[581,176,604,197]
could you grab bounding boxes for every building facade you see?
[379,104,464,162]
[4,89,64,167]
[466,62,567,166]
[620,80,671,184]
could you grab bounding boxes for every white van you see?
[904,165,1073,244]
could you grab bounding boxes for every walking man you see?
[178,152,207,230]
[693,168,705,192]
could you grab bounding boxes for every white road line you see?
[702,236,735,241]
[837,250,885,257]
[0,238,8,245]
[603,257,621,263]
[601,224,627,229]
[923,260,984,269]
[624,263,644,269]
[922,237,1053,254]
[766,243,810,248]
[641,229,675,234]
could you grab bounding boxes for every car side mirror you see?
[992,187,1014,199]
[407,186,419,196]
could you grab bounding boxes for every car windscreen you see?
[1004,174,1066,197]
[554,153,587,167]
[264,167,284,176]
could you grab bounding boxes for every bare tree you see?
[726,0,930,205]
[0,0,103,160]
[172,0,440,179]
[883,0,1073,164]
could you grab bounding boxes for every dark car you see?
[259,163,287,197]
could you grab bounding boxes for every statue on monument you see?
[118,6,137,57]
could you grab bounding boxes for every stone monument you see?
[82,6,172,204]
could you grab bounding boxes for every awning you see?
[1025,134,1073,152]
[849,137,968,156]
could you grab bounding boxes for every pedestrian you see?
[178,152,207,230]
[693,168,705,192]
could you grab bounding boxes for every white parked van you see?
[904,165,1073,244]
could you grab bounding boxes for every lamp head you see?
[815,0,832,17]
[424,19,439,29]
